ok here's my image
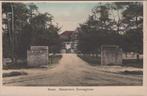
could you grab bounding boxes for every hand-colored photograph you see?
[2,2,143,86]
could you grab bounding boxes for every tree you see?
[77,3,115,53]
[121,2,143,59]
[2,3,62,65]
[2,3,31,62]
[29,13,62,53]
[77,2,143,60]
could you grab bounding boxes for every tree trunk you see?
[125,52,128,59]
[136,54,140,61]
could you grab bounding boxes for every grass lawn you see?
[122,59,143,68]
[78,54,143,68]
[3,54,62,78]
[3,71,28,77]
[78,54,101,66]
[48,54,62,68]
[3,54,62,70]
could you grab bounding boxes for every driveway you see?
[3,54,142,86]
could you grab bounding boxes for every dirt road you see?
[3,54,142,86]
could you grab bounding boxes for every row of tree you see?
[2,3,62,63]
[77,2,143,59]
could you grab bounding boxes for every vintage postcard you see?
[0,0,147,96]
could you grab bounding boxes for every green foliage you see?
[2,3,62,60]
[78,3,116,53]
[29,13,62,53]
[77,2,143,56]
[121,2,143,54]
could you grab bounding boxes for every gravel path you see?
[3,54,142,86]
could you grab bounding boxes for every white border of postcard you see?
[0,1,147,96]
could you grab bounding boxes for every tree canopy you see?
[77,2,143,57]
[2,3,62,62]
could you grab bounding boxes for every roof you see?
[60,31,74,37]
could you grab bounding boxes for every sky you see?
[35,3,98,32]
